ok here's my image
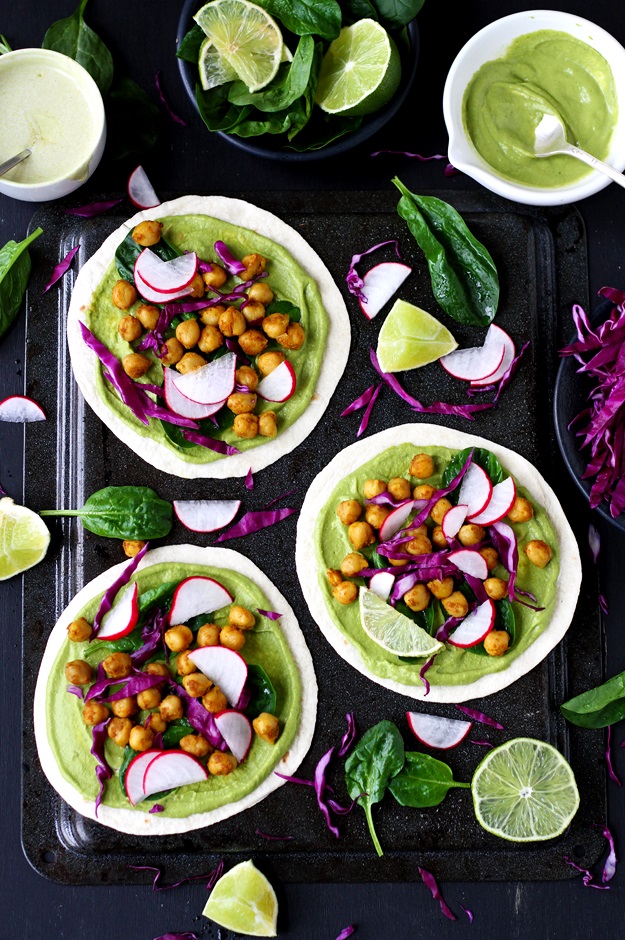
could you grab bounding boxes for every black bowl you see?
[177,0,420,161]
[554,296,625,530]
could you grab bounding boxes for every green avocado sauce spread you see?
[463,29,618,187]
[86,214,328,462]
[46,563,302,816]
[314,444,559,688]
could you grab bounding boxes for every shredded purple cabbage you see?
[346,240,402,303]
[335,928,356,940]
[460,905,474,923]
[149,804,164,813]
[327,795,362,815]
[340,384,377,417]
[245,466,254,490]
[81,322,150,425]
[370,150,448,162]
[358,383,383,437]
[418,867,457,921]
[43,244,80,293]
[215,507,298,542]
[257,608,282,620]
[255,829,295,841]
[606,726,621,786]
[90,719,112,815]
[564,856,610,889]
[129,862,223,893]
[152,932,200,940]
[266,488,298,507]
[155,69,187,125]
[66,684,84,699]
[214,240,246,275]
[314,747,340,839]
[174,684,228,750]
[490,521,544,611]
[337,712,357,758]
[436,615,467,643]
[92,542,148,637]
[600,594,610,615]
[591,824,618,882]
[64,200,122,217]
[419,656,435,696]
[131,609,168,667]
[274,771,314,786]
[181,429,240,456]
[469,740,494,749]
[206,859,224,891]
[455,705,504,730]
[103,672,166,702]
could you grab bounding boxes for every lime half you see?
[195,0,283,93]
[0,497,50,581]
[471,737,580,842]
[359,587,444,657]
[203,860,278,937]
[376,298,458,373]
[198,37,239,90]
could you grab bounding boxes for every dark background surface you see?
[2,1,625,938]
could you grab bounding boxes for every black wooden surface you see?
[3,1,625,937]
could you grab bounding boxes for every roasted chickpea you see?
[220,624,246,651]
[479,547,499,571]
[389,557,409,567]
[112,279,137,310]
[404,583,431,612]
[332,581,359,604]
[248,281,274,305]
[341,552,368,578]
[431,498,453,525]
[262,313,289,338]
[227,391,257,414]
[348,521,376,550]
[219,307,246,337]
[123,539,146,558]
[387,477,412,502]
[164,625,193,653]
[102,652,133,680]
[525,540,552,568]
[202,685,228,713]
[253,712,280,744]
[410,453,435,478]
[484,630,510,657]
[277,322,305,350]
[199,304,226,326]
[197,623,220,646]
[458,524,485,547]
[365,503,391,529]
[406,534,432,556]
[65,659,92,685]
[161,337,185,366]
[148,713,167,733]
[183,672,212,698]
[508,496,534,524]
[108,716,133,748]
[136,303,160,331]
[208,751,238,775]
[198,324,224,354]
[202,262,227,289]
[129,725,154,752]
[122,353,151,378]
[233,414,258,439]
[238,329,268,356]
[239,253,266,281]
[132,220,163,246]
[258,411,277,437]
[83,701,109,726]
[363,479,387,499]
[327,568,343,587]
[336,499,362,525]
[137,687,162,710]
[431,525,448,550]
[414,484,436,500]
[427,577,455,600]
[180,733,212,758]
[441,591,469,618]
[118,315,143,343]
[176,352,206,374]
[176,318,201,349]
[484,577,509,600]
[405,524,428,538]
[242,302,265,324]
[67,617,92,642]
[229,606,255,629]
[111,697,139,718]
[176,650,197,676]
[257,350,285,376]
[145,662,169,678]
[188,272,205,298]
[159,694,184,722]
[235,365,259,391]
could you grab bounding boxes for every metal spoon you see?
[534,114,625,191]
[0,148,32,178]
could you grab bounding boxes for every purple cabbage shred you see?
[66,684,84,699]
[64,200,122,217]
[563,857,610,889]
[245,466,254,490]
[335,928,357,940]
[255,829,295,841]
[149,804,164,814]
[274,771,314,787]
[92,542,148,637]
[43,244,80,293]
[103,672,166,702]
[419,656,435,696]
[265,488,298,507]
[90,719,112,815]
[346,240,402,303]
[340,384,377,417]
[152,933,199,940]
[131,609,168,667]
[455,705,504,730]
[257,608,282,620]
[460,905,474,923]
[155,70,187,125]
[129,862,223,893]
[358,383,383,437]
[215,507,298,542]
[469,740,494,749]
[592,824,618,882]
[337,712,357,758]
[315,747,340,838]
[214,240,246,275]
[418,867,457,921]
[605,726,621,786]
[176,684,227,750]
[181,429,240,455]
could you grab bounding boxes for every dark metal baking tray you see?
[22,190,604,886]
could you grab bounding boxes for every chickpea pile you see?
[65,600,281,790]
[111,221,306,441]
[328,452,553,658]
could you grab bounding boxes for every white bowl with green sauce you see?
[443,11,625,206]
[0,48,106,202]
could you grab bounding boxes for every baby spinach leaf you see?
[84,627,144,658]
[196,83,254,133]
[561,670,625,728]
[259,0,342,39]
[498,597,515,645]
[393,178,499,327]
[162,718,195,749]
[369,0,425,29]
[345,719,404,857]
[161,421,199,451]
[441,447,504,490]
[395,599,435,636]
[339,0,378,23]
[40,485,173,540]
[245,664,277,716]
[107,77,161,160]
[119,745,137,796]
[138,581,179,616]
[265,299,302,322]
[0,228,43,341]
[0,33,12,54]
[176,24,205,63]
[228,36,315,113]
[42,0,113,96]
[287,113,362,151]
[388,751,469,808]
[232,98,311,139]
[115,231,180,282]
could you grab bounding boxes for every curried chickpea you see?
[219,307,246,337]
[123,539,146,558]
[239,329,268,356]
[176,650,197,676]
[176,352,206,374]
[405,524,427,538]
[229,606,255,629]
[182,672,212,698]
[108,716,133,748]
[431,525,448,550]
[332,581,359,605]
[508,496,534,524]
[427,577,455,600]
[410,453,435,478]
[248,281,274,305]
[83,701,110,726]
[404,583,431,612]
[202,262,227,289]
[525,540,552,568]
[262,313,289,338]
[479,547,499,571]
[327,568,343,587]
[200,304,226,326]
[227,391,257,414]
[220,624,246,651]
[484,630,510,657]
[202,685,228,713]
[111,697,139,718]
[136,303,160,330]
[159,694,184,722]
[132,220,163,246]
[253,712,280,744]
[208,751,238,775]
[180,733,212,758]
[242,301,265,324]
[257,350,285,376]
[112,279,137,310]
[102,652,133,680]
[387,477,412,501]
[458,524,485,547]
[164,625,193,652]
[236,365,259,391]
[198,324,224,354]
[414,484,436,500]
[161,337,185,366]
[188,272,205,298]
[148,713,167,733]
[65,659,92,685]
[277,322,305,350]
[348,521,376,550]
[122,353,151,379]
[118,315,143,343]
[239,253,266,281]
[389,557,408,567]
[484,577,509,600]
[406,534,432,556]
[431,498,453,525]
[441,591,469,618]
[129,725,154,752]
[176,318,201,349]
[145,662,169,678]
[365,503,391,529]
[363,479,387,499]
[197,623,221,646]
[336,499,362,525]
[341,552,368,577]
[67,617,92,642]
[258,411,277,437]
[137,687,162,710]
[233,414,258,438]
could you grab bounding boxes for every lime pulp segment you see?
[0,497,50,581]
[203,859,278,937]
[376,298,458,373]
[359,587,444,657]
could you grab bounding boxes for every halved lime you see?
[0,497,50,581]
[194,0,283,93]
[315,19,401,117]
[471,737,580,842]
[198,37,239,90]
[376,299,458,373]
[203,860,278,937]
[359,587,444,657]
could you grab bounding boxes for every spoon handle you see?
[0,148,32,178]
[564,142,625,191]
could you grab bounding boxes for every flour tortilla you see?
[296,423,581,703]
[67,195,350,478]
[34,545,317,835]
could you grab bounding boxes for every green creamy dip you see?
[87,214,328,463]
[463,30,618,187]
[46,563,302,817]
[314,444,559,688]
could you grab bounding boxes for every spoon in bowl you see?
[0,148,32,178]
[534,114,625,191]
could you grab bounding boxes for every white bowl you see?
[0,48,106,203]
[443,10,625,206]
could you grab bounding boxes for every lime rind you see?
[359,587,444,658]
[198,37,239,90]
[0,497,50,581]
[203,859,278,937]
[377,298,458,373]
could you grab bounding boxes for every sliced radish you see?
[134,267,194,304]
[97,582,139,640]
[439,325,506,382]
[359,262,412,319]
[458,463,493,520]
[163,367,226,420]
[406,712,473,749]
[447,599,496,648]
[369,571,395,602]
[0,395,46,423]
[187,646,248,707]
[470,325,515,387]
[170,352,236,405]
[256,360,296,403]
[125,749,162,806]
[448,548,489,580]
[214,710,253,762]
[173,499,241,533]
[127,165,161,209]
[168,575,233,625]
[135,248,198,293]
[469,476,517,527]
[441,504,468,540]
[141,749,208,801]
[379,498,414,542]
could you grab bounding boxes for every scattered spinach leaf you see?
[40,485,173,540]
[137,581,179,617]
[228,35,315,113]
[107,77,161,160]
[162,717,195,749]
[441,447,504,490]
[0,33,12,54]
[161,420,199,451]
[115,230,180,283]
[396,599,435,636]
[498,597,515,646]
[176,23,205,63]
[84,627,144,658]
[42,0,113,96]
[118,745,137,796]
[388,751,469,808]
[265,299,302,321]
[286,113,363,151]
[561,670,625,729]
[0,227,43,341]
[245,664,277,716]
[259,0,341,39]
[196,82,254,134]
[345,720,404,857]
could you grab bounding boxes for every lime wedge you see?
[203,860,278,937]
[359,587,444,657]
[376,298,458,373]
[198,37,239,90]
[194,0,283,93]
[315,19,401,117]
[0,497,50,581]
[471,737,580,842]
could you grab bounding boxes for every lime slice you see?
[376,299,458,373]
[198,37,239,90]
[315,19,401,117]
[359,587,444,657]
[0,496,50,581]
[203,860,278,937]
[471,737,580,842]
[194,0,283,93]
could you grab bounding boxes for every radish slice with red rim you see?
[125,749,163,805]
[448,548,489,580]
[127,165,161,209]
[359,261,412,320]
[170,352,236,405]
[406,712,473,749]
[447,599,496,648]
[458,463,492,519]
[141,749,208,800]
[134,268,194,304]
[97,582,139,640]
[469,476,517,526]
[378,498,414,542]
[369,571,395,601]
[470,326,515,387]
[0,395,46,423]
[168,575,233,624]
[441,504,468,540]
[214,710,253,762]
[439,325,506,382]
[173,499,241,533]
[134,249,198,293]
[187,646,248,706]
[256,360,297,403]
[163,367,226,419]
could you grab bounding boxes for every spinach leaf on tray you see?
[345,720,404,857]
[40,486,173,540]
[0,228,43,341]
[42,0,113,96]
[561,669,625,728]
[0,33,12,54]
[388,751,469,808]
